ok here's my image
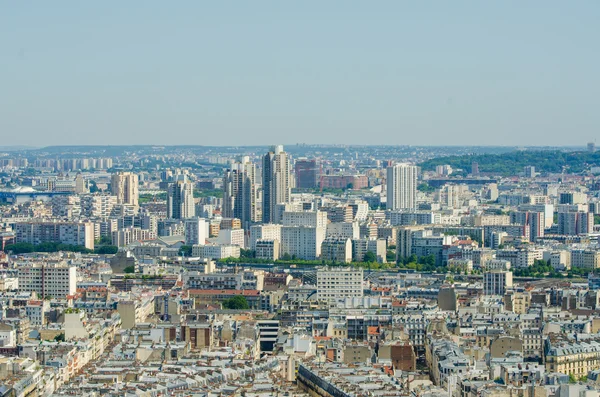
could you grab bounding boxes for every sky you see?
[1,2,599,147]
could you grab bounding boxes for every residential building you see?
[167,175,195,219]
[316,267,363,302]
[387,163,417,210]
[262,145,291,224]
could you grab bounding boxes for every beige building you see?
[111,172,139,208]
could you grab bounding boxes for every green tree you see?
[240,249,256,259]
[4,242,35,254]
[123,266,135,274]
[222,295,249,310]
[569,373,577,384]
[54,333,65,342]
[179,245,193,256]
[363,251,377,263]
[95,246,118,254]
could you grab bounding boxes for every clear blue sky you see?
[1,1,599,147]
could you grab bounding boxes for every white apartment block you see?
[387,163,417,210]
[17,262,77,298]
[192,244,240,260]
[352,238,387,263]
[184,217,207,246]
[388,211,440,226]
[216,228,245,248]
[282,210,328,229]
[111,172,139,207]
[281,226,325,260]
[249,224,282,250]
[317,267,363,302]
[571,249,600,269]
[483,270,513,296]
[14,221,95,250]
[326,222,360,239]
[496,248,543,268]
[112,227,156,247]
[81,194,118,219]
[321,237,352,263]
[255,239,280,261]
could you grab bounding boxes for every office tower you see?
[295,158,318,189]
[262,145,291,223]
[111,172,139,207]
[167,175,195,219]
[387,163,417,211]
[471,162,479,175]
[222,156,258,229]
[184,217,207,246]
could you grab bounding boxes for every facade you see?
[282,210,328,229]
[17,262,77,298]
[215,228,245,248]
[386,163,417,211]
[192,244,240,259]
[184,217,207,246]
[249,224,282,250]
[510,211,545,241]
[222,157,258,229]
[352,238,387,263]
[14,221,95,250]
[262,145,291,224]
[571,249,600,269]
[255,239,280,260]
[320,237,352,263]
[483,270,513,296]
[295,158,318,189]
[111,172,139,208]
[316,267,363,302]
[558,210,593,235]
[280,226,325,260]
[389,210,440,226]
[167,175,195,219]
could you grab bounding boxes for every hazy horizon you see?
[2,1,599,146]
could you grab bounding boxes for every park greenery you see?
[419,150,600,176]
[222,295,249,310]
[4,242,118,255]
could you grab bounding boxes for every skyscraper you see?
[111,172,139,207]
[262,145,291,223]
[223,156,258,229]
[167,175,195,219]
[387,163,417,211]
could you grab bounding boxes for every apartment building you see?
[14,221,95,250]
[316,267,363,302]
[17,262,77,298]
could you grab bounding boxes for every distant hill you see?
[419,150,600,176]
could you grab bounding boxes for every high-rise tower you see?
[262,145,291,223]
[223,156,258,229]
[111,172,139,208]
[387,163,417,211]
[167,175,195,219]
